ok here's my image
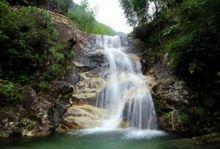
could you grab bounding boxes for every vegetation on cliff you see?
[4,0,116,35]
[0,1,73,104]
[0,0,116,137]
[5,0,72,14]
[0,0,81,137]
[68,2,116,36]
[121,0,220,134]
[0,0,115,105]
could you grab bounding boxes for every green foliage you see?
[46,42,74,80]
[17,74,29,84]
[0,1,74,88]
[163,112,172,120]
[123,0,220,100]
[194,106,205,119]
[0,3,56,77]
[48,64,61,77]
[37,81,48,91]
[0,1,76,107]
[48,0,72,13]
[5,0,72,14]
[121,0,151,25]
[68,3,116,35]
[0,80,22,104]
[122,0,220,130]
[177,112,190,125]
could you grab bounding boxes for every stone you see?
[60,104,105,130]
[145,63,193,132]
[52,80,73,94]
[72,72,106,101]
[66,71,81,85]
[22,86,38,111]
[50,12,77,43]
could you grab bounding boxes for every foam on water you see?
[123,129,166,139]
[68,128,166,140]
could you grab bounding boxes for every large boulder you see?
[22,86,38,111]
[50,12,78,43]
[72,48,106,70]
[66,71,81,85]
[57,104,105,132]
[72,72,106,104]
[52,80,74,95]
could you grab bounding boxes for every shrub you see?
[128,0,220,110]
[0,80,22,104]
[17,74,29,84]
[0,4,57,77]
[37,81,48,91]
[0,2,74,81]
[177,112,190,125]
[5,0,72,14]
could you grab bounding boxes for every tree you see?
[120,0,149,26]
[5,0,72,14]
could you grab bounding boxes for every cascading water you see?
[96,35,157,130]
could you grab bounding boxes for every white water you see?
[96,36,157,130]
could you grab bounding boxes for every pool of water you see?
[0,129,219,149]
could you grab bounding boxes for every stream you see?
[0,130,219,149]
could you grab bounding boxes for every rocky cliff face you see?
[0,11,106,138]
[145,62,194,132]
[140,49,219,135]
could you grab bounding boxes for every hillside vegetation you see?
[0,0,116,105]
[0,1,75,104]
[68,3,116,35]
[120,0,220,134]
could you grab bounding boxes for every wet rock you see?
[146,63,194,132]
[52,80,73,94]
[0,106,41,138]
[72,39,106,70]
[22,86,38,111]
[20,118,37,137]
[72,72,106,102]
[59,104,105,130]
[66,71,81,85]
[61,86,73,95]
[87,49,105,66]
[48,100,67,127]
[72,53,104,70]
[165,133,220,147]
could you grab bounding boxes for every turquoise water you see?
[0,129,219,149]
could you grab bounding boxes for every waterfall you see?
[96,35,157,130]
